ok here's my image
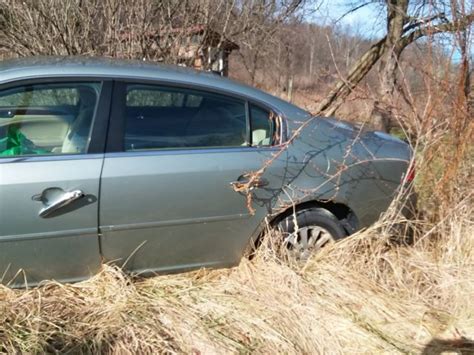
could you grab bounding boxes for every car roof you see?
[0,56,310,119]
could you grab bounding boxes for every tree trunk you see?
[379,0,409,100]
[372,0,409,132]
[458,31,471,118]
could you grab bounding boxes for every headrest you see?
[78,87,97,108]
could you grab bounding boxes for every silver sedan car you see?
[0,57,414,287]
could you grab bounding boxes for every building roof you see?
[120,25,239,51]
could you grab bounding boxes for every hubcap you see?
[283,226,334,260]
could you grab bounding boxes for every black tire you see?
[276,207,347,259]
[278,207,347,239]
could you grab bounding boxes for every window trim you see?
[245,101,251,146]
[106,79,285,154]
[0,78,113,160]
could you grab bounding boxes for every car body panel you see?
[99,148,290,273]
[0,157,103,286]
[283,118,412,228]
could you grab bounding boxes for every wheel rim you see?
[283,226,334,260]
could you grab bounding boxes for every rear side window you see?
[0,82,101,157]
[127,88,203,108]
[123,84,247,150]
[250,105,274,147]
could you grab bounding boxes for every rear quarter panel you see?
[274,117,411,229]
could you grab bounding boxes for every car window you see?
[127,87,203,108]
[0,82,101,157]
[0,87,80,107]
[124,84,247,150]
[250,104,274,147]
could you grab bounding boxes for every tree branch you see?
[316,12,474,116]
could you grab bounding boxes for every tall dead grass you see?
[0,191,472,353]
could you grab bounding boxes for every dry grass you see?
[0,195,472,353]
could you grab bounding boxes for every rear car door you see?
[99,81,288,274]
[0,80,111,286]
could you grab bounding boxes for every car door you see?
[99,81,289,274]
[0,79,111,286]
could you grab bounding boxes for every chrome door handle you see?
[39,189,85,218]
[230,177,269,190]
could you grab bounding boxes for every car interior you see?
[124,90,273,151]
[0,86,98,156]
[125,96,248,150]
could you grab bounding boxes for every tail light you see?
[403,161,416,183]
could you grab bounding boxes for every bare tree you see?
[233,0,308,85]
[0,0,310,78]
[315,0,474,132]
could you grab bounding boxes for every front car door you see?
[0,79,111,286]
[99,81,288,274]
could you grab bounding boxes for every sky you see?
[308,0,473,62]
[310,1,386,38]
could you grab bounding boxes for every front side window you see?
[124,84,247,150]
[0,82,101,156]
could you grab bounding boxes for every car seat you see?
[61,87,97,153]
[185,99,245,147]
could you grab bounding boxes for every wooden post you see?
[287,76,293,102]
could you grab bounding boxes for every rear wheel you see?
[276,207,347,260]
